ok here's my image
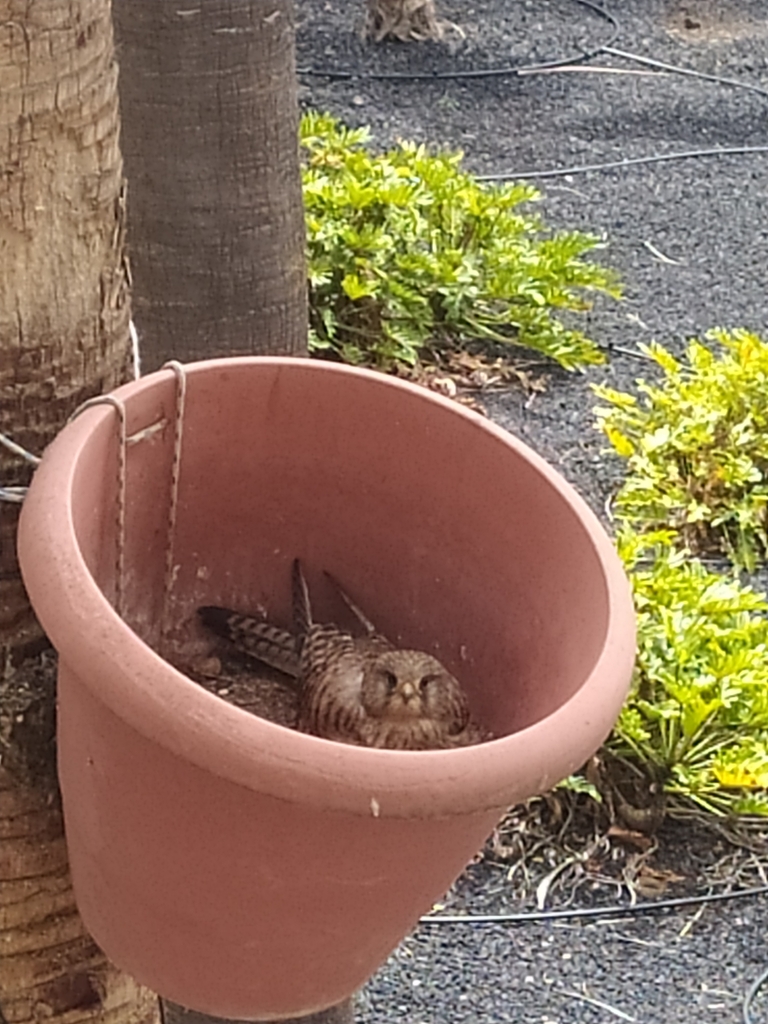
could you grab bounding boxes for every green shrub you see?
[593,329,768,570]
[301,111,621,370]
[607,529,768,816]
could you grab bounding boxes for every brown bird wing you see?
[446,718,494,747]
[296,623,369,741]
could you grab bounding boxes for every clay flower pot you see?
[18,358,635,1021]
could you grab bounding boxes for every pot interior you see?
[69,359,612,737]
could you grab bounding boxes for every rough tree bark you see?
[0,3,158,1022]
[113,0,308,371]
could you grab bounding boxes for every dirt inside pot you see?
[176,647,299,731]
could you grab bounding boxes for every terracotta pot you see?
[18,358,635,1021]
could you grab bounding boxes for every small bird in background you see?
[198,561,490,750]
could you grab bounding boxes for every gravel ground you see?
[296,1,768,1021]
[357,900,768,1024]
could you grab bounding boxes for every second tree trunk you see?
[114,0,308,370]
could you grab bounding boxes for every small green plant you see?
[606,529,768,816]
[301,111,621,370]
[593,329,768,570]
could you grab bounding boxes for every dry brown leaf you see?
[607,824,656,852]
[634,864,686,897]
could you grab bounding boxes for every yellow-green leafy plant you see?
[607,529,768,816]
[301,111,621,370]
[593,329,768,570]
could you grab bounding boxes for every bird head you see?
[360,649,463,722]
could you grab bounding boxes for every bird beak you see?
[400,681,417,700]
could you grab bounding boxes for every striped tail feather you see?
[197,606,300,678]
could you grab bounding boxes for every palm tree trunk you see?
[0,766,158,1024]
[0,0,132,658]
[113,0,308,370]
[0,3,158,1021]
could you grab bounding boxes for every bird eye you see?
[419,674,437,691]
[385,671,398,692]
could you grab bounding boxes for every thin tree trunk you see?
[0,4,158,1021]
[113,0,308,371]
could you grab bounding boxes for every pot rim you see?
[18,357,635,818]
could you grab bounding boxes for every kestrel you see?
[198,560,490,750]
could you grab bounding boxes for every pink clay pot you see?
[18,358,635,1020]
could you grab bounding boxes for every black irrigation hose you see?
[744,964,768,1024]
[477,144,768,180]
[296,0,619,81]
[421,884,768,1021]
[298,0,768,177]
[604,45,768,101]
[419,882,768,925]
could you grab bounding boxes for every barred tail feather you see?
[198,606,300,678]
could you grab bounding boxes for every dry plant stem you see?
[366,0,443,41]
